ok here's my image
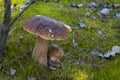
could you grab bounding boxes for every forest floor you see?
[0,0,120,80]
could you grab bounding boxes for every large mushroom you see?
[23,15,71,66]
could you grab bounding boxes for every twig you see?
[10,0,35,26]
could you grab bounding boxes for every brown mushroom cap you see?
[23,15,71,40]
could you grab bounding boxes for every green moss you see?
[0,0,120,80]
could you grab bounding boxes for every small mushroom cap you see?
[23,15,71,40]
[48,44,64,61]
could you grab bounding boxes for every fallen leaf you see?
[10,69,16,75]
[112,46,120,53]
[77,4,83,8]
[90,2,98,7]
[85,12,91,17]
[19,35,24,40]
[115,11,120,18]
[26,0,32,4]
[91,16,97,20]
[104,50,116,58]
[72,38,78,47]
[43,0,47,2]
[99,2,110,8]
[70,3,77,8]
[27,77,36,80]
[91,49,104,58]
[78,22,86,28]
[99,8,111,15]
[112,4,120,9]
[88,6,96,12]
[91,46,120,59]
[97,31,103,35]
[20,5,27,12]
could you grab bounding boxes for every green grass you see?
[0,0,120,80]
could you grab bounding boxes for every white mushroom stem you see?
[32,36,49,66]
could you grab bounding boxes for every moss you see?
[0,0,120,80]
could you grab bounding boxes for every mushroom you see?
[23,15,71,66]
[48,44,64,62]
[47,44,64,69]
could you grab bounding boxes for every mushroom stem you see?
[32,36,49,66]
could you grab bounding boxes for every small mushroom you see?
[23,15,71,66]
[47,44,64,70]
[48,44,64,62]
